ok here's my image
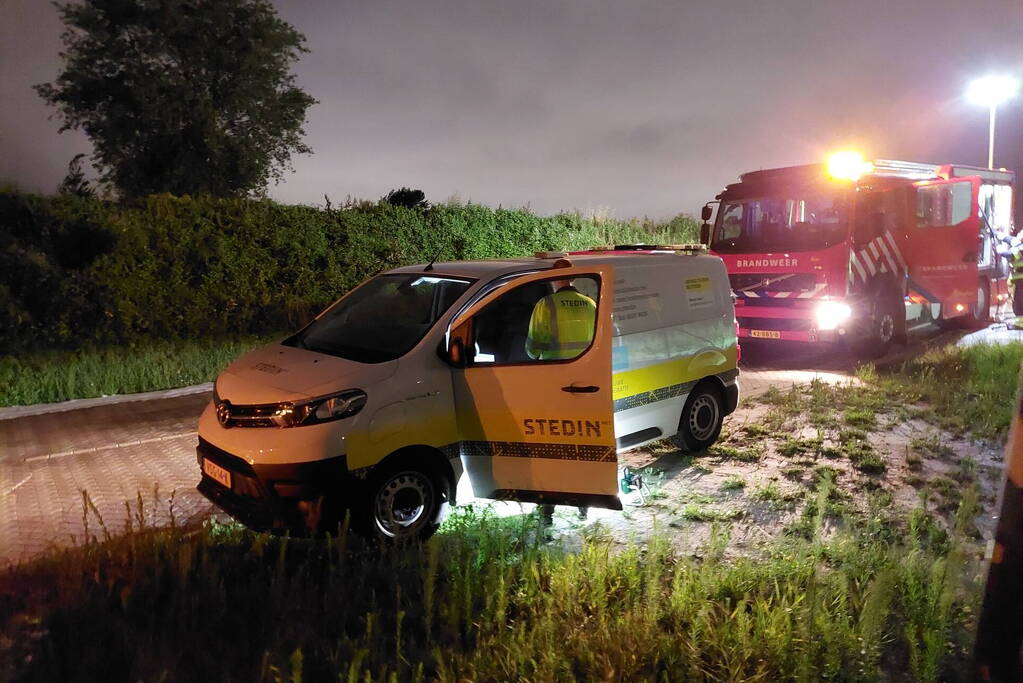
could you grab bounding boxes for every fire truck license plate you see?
[202,458,232,489]
[750,329,781,339]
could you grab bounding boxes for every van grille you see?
[214,398,281,428]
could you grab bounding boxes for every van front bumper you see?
[196,436,356,530]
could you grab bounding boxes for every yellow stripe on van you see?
[611,345,738,400]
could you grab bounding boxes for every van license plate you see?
[202,458,232,489]
[750,329,781,339]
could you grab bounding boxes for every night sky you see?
[2,0,1022,219]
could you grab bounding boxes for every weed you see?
[781,466,805,481]
[751,481,799,504]
[843,407,877,429]
[813,465,842,483]
[904,473,927,489]
[744,422,772,438]
[708,443,763,463]
[820,445,844,459]
[905,449,923,471]
[0,490,985,681]
[910,433,955,460]
[679,504,743,522]
[953,458,978,485]
[839,427,868,443]
[720,476,746,492]
[777,437,823,458]
[854,452,887,475]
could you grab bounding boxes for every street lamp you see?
[966,75,1020,169]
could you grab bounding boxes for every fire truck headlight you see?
[815,301,852,331]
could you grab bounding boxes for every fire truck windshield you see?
[711,195,849,253]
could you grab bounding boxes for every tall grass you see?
[860,341,1023,439]
[1,491,981,681]
[0,334,278,407]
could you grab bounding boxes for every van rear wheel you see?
[672,384,724,452]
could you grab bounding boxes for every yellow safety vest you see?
[525,287,596,360]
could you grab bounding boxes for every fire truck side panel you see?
[903,177,982,318]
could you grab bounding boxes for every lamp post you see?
[966,75,1020,169]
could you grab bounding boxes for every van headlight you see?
[815,301,852,331]
[271,389,368,428]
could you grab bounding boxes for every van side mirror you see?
[700,223,711,245]
[701,204,713,222]
[448,337,466,367]
[443,319,473,368]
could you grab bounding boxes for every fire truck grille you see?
[729,273,818,293]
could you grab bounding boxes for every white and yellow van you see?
[196,246,739,540]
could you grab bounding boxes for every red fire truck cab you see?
[704,155,1015,355]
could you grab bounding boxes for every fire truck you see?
[701,153,1016,355]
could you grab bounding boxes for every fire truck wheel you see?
[854,291,901,358]
[672,384,724,452]
[962,279,991,328]
[1013,283,1023,316]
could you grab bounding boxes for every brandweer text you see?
[736,258,798,268]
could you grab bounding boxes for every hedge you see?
[0,191,698,354]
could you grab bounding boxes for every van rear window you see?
[284,275,472,363]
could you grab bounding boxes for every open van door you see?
[909,176,981,316]
[445,263,621,510]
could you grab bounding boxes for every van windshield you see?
[712,195,849,253]
[284,274,472,363]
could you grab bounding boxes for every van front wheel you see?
[360,462,443,542]
[672,384,724,452]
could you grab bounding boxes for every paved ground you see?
[0,394,215,565]
[0,315,1008,567]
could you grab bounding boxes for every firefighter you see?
[525,279,597,361]
[997,234,1023,318]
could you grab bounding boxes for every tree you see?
[383,187,428,209]
[36,0,317,198]
[57,153,94,197]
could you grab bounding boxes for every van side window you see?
[471,275,599,365]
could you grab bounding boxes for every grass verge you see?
[0,334,280,407]
[0,493,982,682]
[861,341,1023,439]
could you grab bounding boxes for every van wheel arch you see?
[375,445,457,502]
[349,446,456,542]
[322,446,456,541]
[671,379,727,452]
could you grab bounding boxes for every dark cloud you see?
[3,0,1022,218]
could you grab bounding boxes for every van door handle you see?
[562,384,600,393]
